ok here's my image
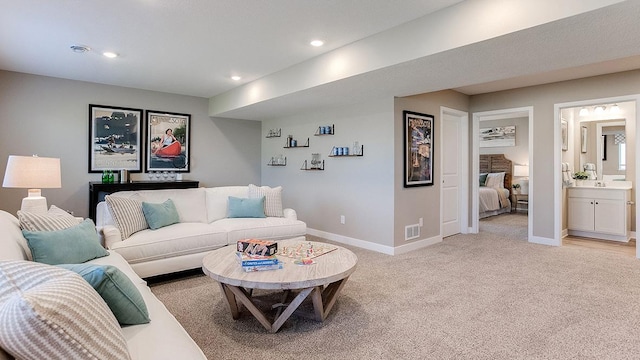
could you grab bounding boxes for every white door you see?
[442,112,462,237]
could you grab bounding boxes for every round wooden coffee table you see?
[202,238,358,333]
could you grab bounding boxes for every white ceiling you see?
[0,0,462,98]
[2,0,640,121]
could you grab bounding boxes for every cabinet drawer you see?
[568,188,627,200]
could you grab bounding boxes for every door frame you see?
[471,106,533,242]
[553,95,640,256]
[440,106,469,236]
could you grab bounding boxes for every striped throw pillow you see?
[248,184,284,217]
[0,260,131,360]
[105,195,149,240]
[18,205,81,232]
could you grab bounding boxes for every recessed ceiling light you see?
[70,45,90,53]
[231,75,242,81]
[102,52,118,58]
[310,40,324,47]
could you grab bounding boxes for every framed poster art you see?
[479,125,516,147]
[145,110,191,172]
[404,110,434,187]
[88,104,143,173]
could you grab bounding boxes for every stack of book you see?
[236,239,282,272]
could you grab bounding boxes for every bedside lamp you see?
[514,164,529,195]
[2,155,61,214]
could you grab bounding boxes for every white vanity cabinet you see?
[567,187,631,242]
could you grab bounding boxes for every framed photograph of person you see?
[88,104,143,173]
[403,110,434,187]
[145,110,191,172]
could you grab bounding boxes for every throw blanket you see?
[479,187,509,213]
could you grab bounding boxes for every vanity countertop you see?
[570,180,632,190]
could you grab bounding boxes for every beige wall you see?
[394,91,469,247]
[0,71,261,217]
[470,69,640,240]
[261,97,396,248]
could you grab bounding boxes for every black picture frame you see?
[145,110,191,172]
[403,110,434,187]
[88,104,143,173]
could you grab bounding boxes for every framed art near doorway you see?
[403,110,433,187]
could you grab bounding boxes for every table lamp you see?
[513,164,529,195]
[2,155,61,214]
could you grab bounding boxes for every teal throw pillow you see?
[227,196,266,218]
[23,219,109,265]
[479,173,488,187]
[57,264,150,325]
[142,199,180,230]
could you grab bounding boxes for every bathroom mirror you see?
[579,119,626,180]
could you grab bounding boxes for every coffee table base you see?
[218,277,350,333]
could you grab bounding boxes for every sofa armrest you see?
[101,225,123,249]
[283,208,297,220]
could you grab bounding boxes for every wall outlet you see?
[419,217,423,227]
[340,215,345,224]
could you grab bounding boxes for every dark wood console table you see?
[89,180,199,221]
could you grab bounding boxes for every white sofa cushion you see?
[110,223,228,264]
[248,184,284,217]
[0,260,131,360]
[205,186,248,222]
[0,211,32,261]
[212,217,307,244]
[129,188,207,224]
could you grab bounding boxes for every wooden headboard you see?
[479,154,512,193]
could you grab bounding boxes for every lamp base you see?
[21,196,48,214]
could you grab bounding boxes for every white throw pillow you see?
[205,186,249,222]
[248,184,284,217]
[485,172,505,189]
[17,205,81,232]
[0,260,131,360]
[105,195,149,239]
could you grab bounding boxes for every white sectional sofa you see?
[96,185,307,278]
[0,210,207,360]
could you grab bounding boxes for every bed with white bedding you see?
[479,154,513,219]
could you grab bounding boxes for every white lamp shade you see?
[513,164,529,178]
[3,155,61,189]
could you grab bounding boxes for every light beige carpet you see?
[150,214,640,359]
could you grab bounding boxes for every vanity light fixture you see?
[579,107,589,116]
[310,39,324,47]
[610,104,621,114]
[594,105,606,114]
[102,51,118,58]
[231,75,242,81]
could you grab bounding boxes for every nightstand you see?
[512,193,528,213]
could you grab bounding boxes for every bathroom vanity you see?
[567,182,632,242]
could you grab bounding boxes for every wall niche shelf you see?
[266,128,281,138]
[284,137,309,148]
[267,156,287,166]
[328,145,364,157]
[314,124,334,136]
[301,159,324,171]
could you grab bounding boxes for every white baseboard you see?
[306,228,442,255]
[529,235,560,246]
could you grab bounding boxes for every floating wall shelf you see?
[301,159,324,171]
[266,128,281,138]
[314,124,334,136]
[328,145,364,157]
[284,137,309,148]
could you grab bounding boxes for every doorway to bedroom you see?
[472,107,533,242]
